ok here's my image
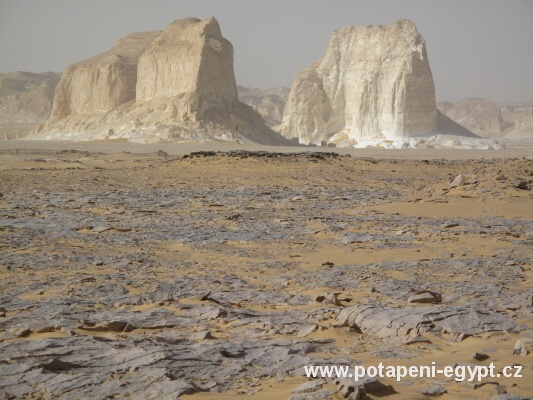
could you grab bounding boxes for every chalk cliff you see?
[50,31,160,120]
[277,20,438,145]
[35,17,288,145]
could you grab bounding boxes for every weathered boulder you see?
[277,20,438,145]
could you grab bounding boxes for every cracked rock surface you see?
[0,148,532,399]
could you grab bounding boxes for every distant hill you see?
[237,86,290,127]
[438,98,533,139]
[0,71,61,139]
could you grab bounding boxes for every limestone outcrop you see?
[277,20,439,145]
[49,31,160,121]
[34,17,289,145]
[136,18,237,115]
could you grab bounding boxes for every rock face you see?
[438,98,533,139]
[50,31,160,120]
[35,17,288,145]
[277,20,438,145]
[136,18,237,115]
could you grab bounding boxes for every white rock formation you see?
[277,20,438,145]
[50,31,161,120]
[34,17,288,145]
[136,18,238,116]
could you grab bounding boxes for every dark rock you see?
[472,352,490,361]
[220,349,246,358]
[41,358,74,372]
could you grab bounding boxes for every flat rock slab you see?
[338,304,516,340]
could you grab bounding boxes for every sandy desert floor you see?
[0,142,532,399]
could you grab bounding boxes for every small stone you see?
[105,321,134,333]
[194,291,212,301]
[363,379,395,395]
[60,327,75,336]
[297,325,318,338]
[347,387,365,400]
[155,150,169,157]
[493,385,507,395]
[408,290,442,304]
[142,291,173,304]
[472,352,490,361]
[512,339,529,356]
[449,173,465,188]
[342,234,374,244]
[421,386,447,396]
[9,324,31,337]
[220,349,246,358]
[188,330,214,341]
[323,292,342,306]
[41,358,72,372]
[514,180,530,190]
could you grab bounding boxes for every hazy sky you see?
[0,0,532,102]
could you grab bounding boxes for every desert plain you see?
[0,141,532,399]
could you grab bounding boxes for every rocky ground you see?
[0,148,532,399]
